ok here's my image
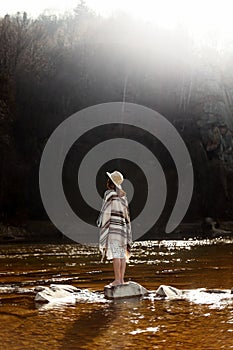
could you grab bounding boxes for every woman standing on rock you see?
[97,171,132,286]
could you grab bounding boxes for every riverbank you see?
[0,220,72,244]
[0,219,233,244]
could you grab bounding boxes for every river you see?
[0,239,232,349]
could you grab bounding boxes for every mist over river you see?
[0,239,232,349]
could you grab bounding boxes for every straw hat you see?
[106,171,124,189]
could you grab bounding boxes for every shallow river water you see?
[0,239,232,350]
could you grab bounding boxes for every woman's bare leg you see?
[120,258,126,284]
[112,258,121,285]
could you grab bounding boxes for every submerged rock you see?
[104,281,148,299]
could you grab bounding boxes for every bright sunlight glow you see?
[1,0,233,46]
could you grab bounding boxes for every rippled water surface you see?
[0,239,232,349]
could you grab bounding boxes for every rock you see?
[202,217,231,237]
[34,284,106,306]
[203,289,230,294]
[0,223,29,243]
[34,284,78,304]
[155,285,183,299]
[104,281,148,299]
[49,284,81,293]
[34,286,45,292]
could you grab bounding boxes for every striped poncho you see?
[98,188,132,262]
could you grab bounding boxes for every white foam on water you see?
[74,289,108,303]
[185,289,233,309]
[129,326,160,335]
[145,288,233,310]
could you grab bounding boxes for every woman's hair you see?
[107,177,116,190]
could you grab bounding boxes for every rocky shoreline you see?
[0,220,71,244]
[0,219,233,244]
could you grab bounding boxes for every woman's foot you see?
[109,280,121,286]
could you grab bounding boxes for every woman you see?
[97,170,132,286]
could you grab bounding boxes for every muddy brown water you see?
[0,239,232,350]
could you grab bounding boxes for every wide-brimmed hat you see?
[106,171,124,189]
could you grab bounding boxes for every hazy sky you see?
[1,0,233,45]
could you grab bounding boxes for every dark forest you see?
[1,1,233,241]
